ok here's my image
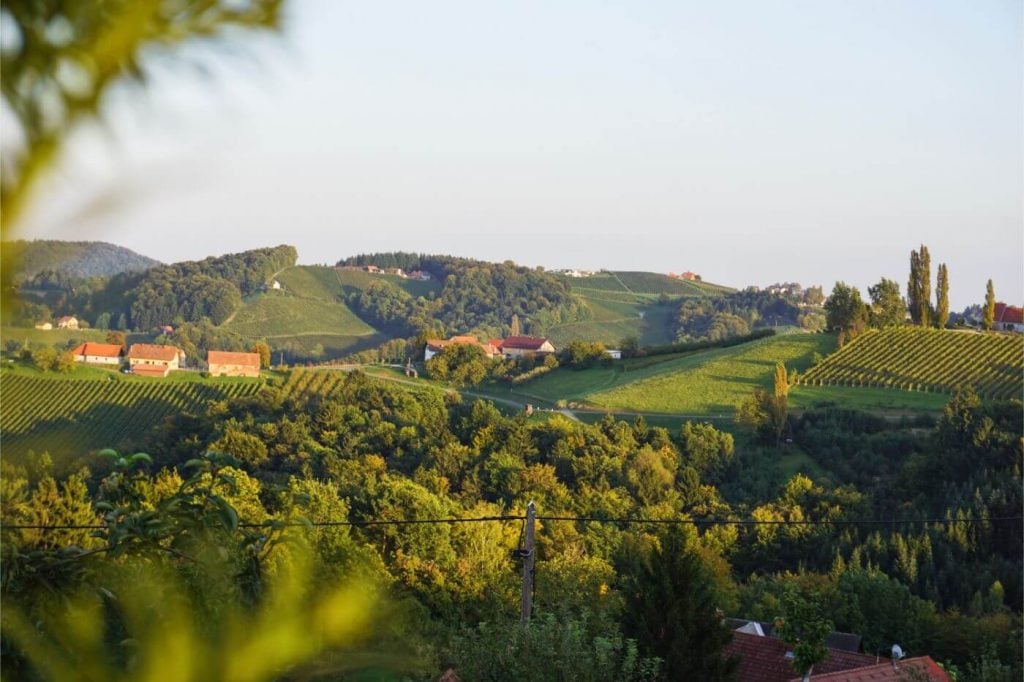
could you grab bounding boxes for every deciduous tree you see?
[867,278,905,328]
[824,282,868,344]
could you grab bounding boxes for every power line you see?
[3,515,1020,532]
[536,515,1024,526]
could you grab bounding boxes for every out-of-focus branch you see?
[0,0,285,234]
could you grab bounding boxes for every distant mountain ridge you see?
[3,240,161,281]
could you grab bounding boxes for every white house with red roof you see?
[424,336,501,361]
[496,336,556,359]
[993,303,1024,333]
[56,315,79,330]
[127,343,185,377]
[70,342,124,365]
[208,350,261,377]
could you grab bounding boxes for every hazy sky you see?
[16,0,1023,309]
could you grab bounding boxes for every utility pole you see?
[520,500,536,625]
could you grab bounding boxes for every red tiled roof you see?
[71,342,123,358]
[799,656,950,681]
[994,303,1023,325]
[501,336,551,350]
[426,336,481,350]
[57,315,76,323]
[725,632,875,682]
[488,338,504,349]
[127,344,182,362]
[131,365,169,377]
[208,351,260,367]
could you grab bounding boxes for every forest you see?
[673,285,825,342]
[343,253,582,338]
[6,245,297,331]
[3,370,1020,680]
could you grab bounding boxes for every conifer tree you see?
[509,313,521,337]
[935,264,949,328]
[983,280,996,330]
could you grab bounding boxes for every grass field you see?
[1,367,263,464]
[545,298,677,348]
[225,288,382,361]
[789,384,949,412]
[799,327,1023,400]
[0,326,152,350]
[227,294,376,338]
[518,333,837,414]
[330,267,441,298]
[562,271,733,299]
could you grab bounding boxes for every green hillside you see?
[515,332,836,414]
[3,239,160,281]
[563,271,732,299]
[0,369,262,464]
[224,288,383,361]
[276,265,442,300]
[799,327,1023,400]
[541,272,733,347]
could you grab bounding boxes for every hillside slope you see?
[799,327,1023,400]
[225,266,388,361]
[4,240,160,281]
[520,332,835,414]
[544,271,734,347]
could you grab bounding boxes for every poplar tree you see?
[772,362,789,442]
[510,314,522,337]
[935,264,949,328]
[983,280,996,330]
[908,245,931,326]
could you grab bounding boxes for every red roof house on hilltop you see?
[993,303,1024,332]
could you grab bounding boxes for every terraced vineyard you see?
[798,328,1023,399]
[1,374,263,462]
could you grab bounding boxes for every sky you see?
[14,0,1023,309]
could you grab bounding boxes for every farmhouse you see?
[270,279,282,290]
[424,336,502,361]
[34,321,52,330]
[56,316,79,329]
[667,271,698,281]
[208,350,261,377]
[70,342,124,365]
[496,336,556,359]
[993,303,1024,333]
[408,270,433,281]
[127,343,184,377]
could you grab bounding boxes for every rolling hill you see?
[3,240,160,281]
[544,271,734,347]
[224,266,388,361]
